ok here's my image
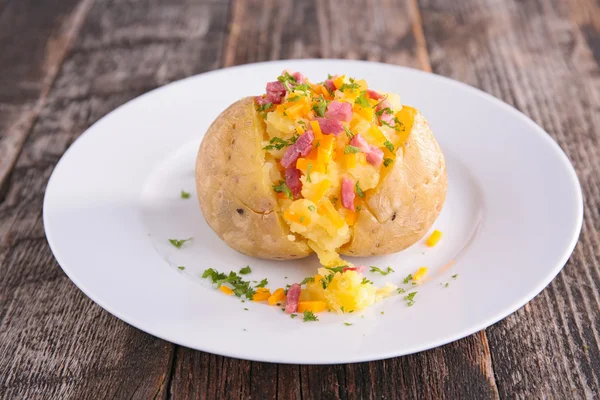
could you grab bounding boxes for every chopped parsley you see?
[383,140,394,153]
[308,205,316,212]
[255,278,268,288]
[313,99,328,117]
[344,322,353,326]
[287,94,303,102]
[452,274,459,279]
[244,308,248,311]
[356,205,362,211]
[303,310,319,322]
[263,134,299,151]
[372,95,389,109]
[344,126,354,139]
[339,79,360,92]
[169,238,192,249]
[273,181,293,199]
[383,158,394,167]
[370,266,394,275]
[177,266,185,270]
[331,197,338,204]
[397,288,406,294]
[202,268,256,299]
[403,274,413,284]
[444,282,450,288]
[354,91,370,108]
[375,107,392,117]
[239,265,252,275]
[381,311,385,315]
[326,266,346,273]
[300,276,315,285]
[294,83,310,92]
[180,190,190,199]
[344,145,360,154]
[380,120,396,129]
[404,291,418,306]
[291,313,298,319]
[361,277,374,285]
[277,71,297,91]
[393,118,406,131]
[306,163,312,183]
[355,181,365,198]
[321,274,335,289]
[300,216,305,223]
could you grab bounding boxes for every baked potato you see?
[196,71,446,267]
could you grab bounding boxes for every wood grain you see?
[0,0,230,398]
[170,1,499,399]
[419,0,600,398]
[0,0,92,199]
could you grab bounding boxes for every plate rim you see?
[43,59,584,364]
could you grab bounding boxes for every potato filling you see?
[255,71,417,312]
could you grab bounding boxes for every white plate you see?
[44,60,583,364]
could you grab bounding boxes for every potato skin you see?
[339,111,447,256]
[196,97,446,259]
[195,97,312,259]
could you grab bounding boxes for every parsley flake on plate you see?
[169,238,192,249]
[177,266,185,270]
[180,190,190,199]
[403,274,413,284]
[404,291,418,307]
[239,266,252,275]
[303,311,319,322]
[344,322,353,326]
[370,266,394,275]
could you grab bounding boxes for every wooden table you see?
[1,0,599,398]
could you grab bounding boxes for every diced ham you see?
[367,89,385,100]
[280,130,314,168]
[255,96,271,106]
[366,145,384,167]
[341,177,356,211]
[316,117,344,135]
[343,266,366,273]
[350,134,384,167]
[292,71,307,84]
[285,283,301,313]
[285,167,303,199]
[266,81,287,104]
[379,112,395,127]
[350,134,370,152]
[376,99,392,112]
[325,101,352,122]
[324,77,337,92]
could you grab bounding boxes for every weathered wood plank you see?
[419,0,600,398]
[0,0,231,398]
[0,0,92,198]
[170,1,499,399]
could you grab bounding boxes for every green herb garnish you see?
[344,145,360,154]
[354,91,370,108]
[403,274,413,284]
[291,314,298,319]
[404,291,418,306]
[375,107,392,117]
[344,126,355,139]
[301,276,315,285]
[452,274,459,279]
[344,322,353,326]
[202,268,256,299]
[361,277,374,285]
[255,278,268,288]
[239,266,252,275]
[326,266,346,273]
[177,266,185,270]
[306,163,312,183]
[321,274,335,289]
[313,99,328,117]
[180,190,190,199]
[273,181,293,199]
[370,266,394,275]
[355,181,365,198]
[169,238,192,249]
[383,140,394,153]
[303,310,319,322]
[263,134,299,151]
[308,205,316,212]
[383,158,394,167]
[397,288,406,294]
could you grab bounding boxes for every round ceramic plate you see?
[44,60,582,364]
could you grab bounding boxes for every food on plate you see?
[196,71,446,314]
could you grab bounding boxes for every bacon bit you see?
[280,130,314,168]
[285,167,303,199]
[341,177,356,210]
[285,283,301,313]
[316,117,344,135]
[325,101,353,121]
